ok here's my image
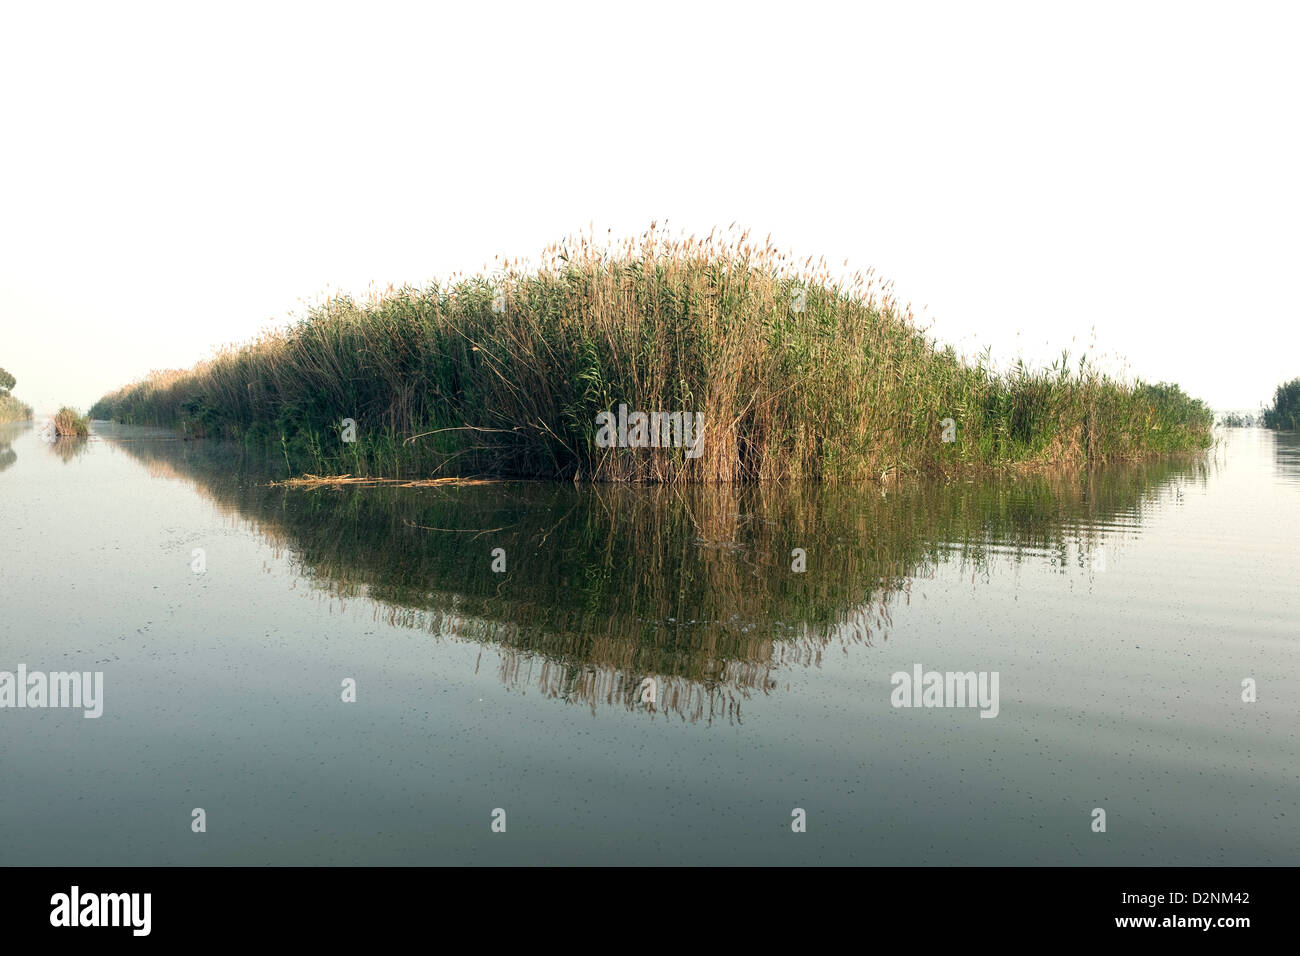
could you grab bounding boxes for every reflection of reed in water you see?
[110,436,1209,722]
[47,437,92,463]
[0,436,17,472]
[1273,429,1300,485]
[0,430,16,473]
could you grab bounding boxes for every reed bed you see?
[0,367,25,423]
[53,406,90,437]
[91,228,1213,481]
[0,394,32,423]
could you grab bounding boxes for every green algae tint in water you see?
[0,421,1296,864]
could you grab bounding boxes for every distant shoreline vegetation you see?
[1218,411,1258,428]
[0,366,33,423]
[90,230,1213,482]
[1261,377,1300,431]
[1220,379,1300,430]
[0,395,31,423]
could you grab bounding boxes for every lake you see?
[1,422,1296,864]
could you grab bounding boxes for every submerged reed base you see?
[268,474,500,489]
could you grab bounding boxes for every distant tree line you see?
[1261,377,1300,430]
[1218,411,1257,428]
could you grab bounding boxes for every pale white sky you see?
[1,0,1296,415]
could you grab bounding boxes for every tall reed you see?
[91,228,1213,481]
[53,406,90,437]
[0,394,32,423]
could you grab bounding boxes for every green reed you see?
[91,229,1213,481]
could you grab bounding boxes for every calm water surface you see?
[1,423,1297,864]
